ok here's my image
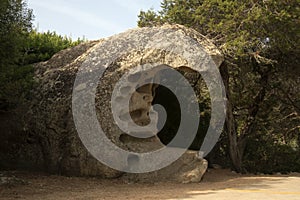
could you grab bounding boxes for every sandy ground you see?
[0,169,300,200]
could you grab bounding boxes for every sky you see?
[28,0,161,40]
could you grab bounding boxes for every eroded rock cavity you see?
[5,24,224,183]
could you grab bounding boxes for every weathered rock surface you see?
[2,24,223,183]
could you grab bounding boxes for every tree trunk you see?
[226,100,244,172]
[220,62,270,172]
[220,63,243,172]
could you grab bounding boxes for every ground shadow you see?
[1,169,300,200]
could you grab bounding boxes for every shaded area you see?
[152,68,211,151]
[1,169,300,200]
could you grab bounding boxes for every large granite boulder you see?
[4,24,224,183]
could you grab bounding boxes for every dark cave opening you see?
[152,83,210,151]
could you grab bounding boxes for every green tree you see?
[0,0,33,66]
[0,1,85,110]
[0,0,33,110]
[22,30,84,65]
[138,0,300,172]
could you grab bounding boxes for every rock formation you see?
[2,24,224,183]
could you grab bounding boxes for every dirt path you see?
[1,169,299,200]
